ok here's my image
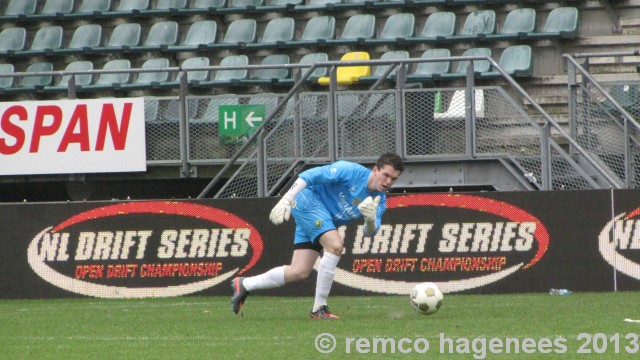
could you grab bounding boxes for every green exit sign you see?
[218,105,265,145]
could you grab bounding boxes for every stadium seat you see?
[0,63,16,90]
[75,0,112,15]
[406,12,456,44]
[200,55,249,87]
[121,58,173,90]
[38,0,76,18]
[10,62,54,93]
[298,52,330,82]
[18,26,64,57]
[222,0,264,13]
[46,60,94,92]
[359,50,410,83]
[526,7,580,39]
[154,0,188,11]
[133,21,179,52]
[296,0,342,11]
[455,10,496,42]
[114,0,150,14]
[209,19,257,49]
[326,14,376,45]
[246,17,295,49]
[406,48,452,82]
[263,0,304,11]
[79,59,132,91]
[191,0,227,11]
[2,0,37,19]
[287,16,335,46]
[487,8,537,41]
[481,45,533,78]
[318,51,371,85]
[53,24,102,55]
[365,13,415,45]
[243,54,291,85]
[179,56,211,86]
[96,23,142,53]
[434,89,485,120]
[0,28,27,55]
[167,20,218,52]
[440,47,492,80]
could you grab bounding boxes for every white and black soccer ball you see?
[409,282,444,315]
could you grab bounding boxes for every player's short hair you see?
[376,153,405,173]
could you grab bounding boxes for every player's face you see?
[370,164,402,192]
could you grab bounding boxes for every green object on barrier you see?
[218,104,265,144]
[434,90,443,113]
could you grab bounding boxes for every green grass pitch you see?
[1,292,640,359]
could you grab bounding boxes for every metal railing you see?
[565,51,640,188]
[0,55,624,196]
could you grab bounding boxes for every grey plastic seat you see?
[82,59,132,91]
[123,58,172,90]
[16,62,54,91]
[0,63,16,90]
[245,54,291,85]
[226,0,264,10]
[54,24,102,55]
[407,48,451,81]
[482,45,533,78]
[192,0,227,10]
[299,52,329,81]
[76,0,112,14]
[441,48,492,80]
[527,7,580,39]
[168,20,217,52]
[155,0,188,10]
[203,55,249,86]
[216,19,257,49]
[407,12,456,43]
[488,8,537,41]
[366,13,415,45]
[294,0,341,12]
[289,16,335,46]
[99,23,142,51]
[3,0,37,18]
[180,56,211,85]
[115,0,150,13]
[48,61,94,91]
[21,26,64,56]
[40,0,75,17]
[360,50,410,83]
[135,21,179,51]
[0,28,27,54]
[327,14,376,45]
[455,10,496,41]
[246,17,295,49]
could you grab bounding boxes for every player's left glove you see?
[269,193,296,225]
[358,195,380,222]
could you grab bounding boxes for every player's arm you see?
[269,178,307,225]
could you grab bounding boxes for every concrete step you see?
[621,17,640,35]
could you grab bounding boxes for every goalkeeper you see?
[231,153,404,319]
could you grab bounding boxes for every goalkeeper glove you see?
[358,195,380,223]
[269,193,296,225]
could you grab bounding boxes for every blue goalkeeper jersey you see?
[297,160,386,230]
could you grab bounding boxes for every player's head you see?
[369,153,404,192]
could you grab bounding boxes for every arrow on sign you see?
[245,112,263,127]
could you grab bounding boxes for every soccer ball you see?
[409,282,443,315]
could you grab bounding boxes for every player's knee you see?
[288,267,312,281]
[323,243,343,256]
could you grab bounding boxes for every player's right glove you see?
[358,195,380,223]
[269,193,296,225]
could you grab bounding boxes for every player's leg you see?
[311,230,343,319]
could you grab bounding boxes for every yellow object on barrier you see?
[318,51,370,85]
